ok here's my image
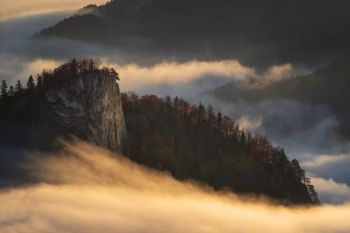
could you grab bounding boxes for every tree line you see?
[1,77,33,99]
[0,59,119,123]
[0,58,118,101]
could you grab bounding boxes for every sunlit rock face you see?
[45,71,126,152]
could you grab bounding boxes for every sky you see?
[0,0,349,206]
[0,0,107,20]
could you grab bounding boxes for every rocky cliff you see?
[0,59,126,153]
[45,70,126,152]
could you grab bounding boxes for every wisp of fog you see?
[0,141,350,233]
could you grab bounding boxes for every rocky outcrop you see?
[45,70,126,153]
[0,60,127,186]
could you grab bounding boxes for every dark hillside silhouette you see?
[38,0,350,68]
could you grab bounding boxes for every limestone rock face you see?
[45,71,126,152]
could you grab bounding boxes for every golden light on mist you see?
[0,141,349,233]
[11,58,294,91]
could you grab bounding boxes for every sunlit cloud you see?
[2,56,295,95]
[109,59,255,91]
[0,55,61,84]
[0,0,107,21]
[301,153,350,191]
[259,63,294,87]
[103,60,296,94]
[311,176,350,204]
[19,59,61,81]
[302,154,349,169]
[1,141,350,233]
[238,115,263,131]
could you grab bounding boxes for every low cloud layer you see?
[303,154,349,169]
[109,60,297,96]
[1,141,350,233]
[302,153,350,186]
[115,60,254,93]
[1,55,294,97]
[311,176,350,204]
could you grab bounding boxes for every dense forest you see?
[0,59,318,204]
[122,94,318,203]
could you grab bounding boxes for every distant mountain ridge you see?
[211,61,350,137]
[37,0,350,68]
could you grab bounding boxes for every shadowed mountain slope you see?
[38,0,350,68]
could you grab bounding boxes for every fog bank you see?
[0,141,350,233]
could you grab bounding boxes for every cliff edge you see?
[0,59,126,153]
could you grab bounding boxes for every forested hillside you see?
[37,0,350,67]
[122,93,318,203]
[0,60,318,204]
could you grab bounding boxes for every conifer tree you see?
[240,131,247,146]
[207,105,216,126]
[15,80,23,94]
[217,112,223,131]
[8,86,15,96]
[26,75,36,91]
[198,103,206,122]
[0,80,8,99]
[88,59,95,71]
[36,75,43,90]
[70,58,78,76]
[174,96,179,109]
